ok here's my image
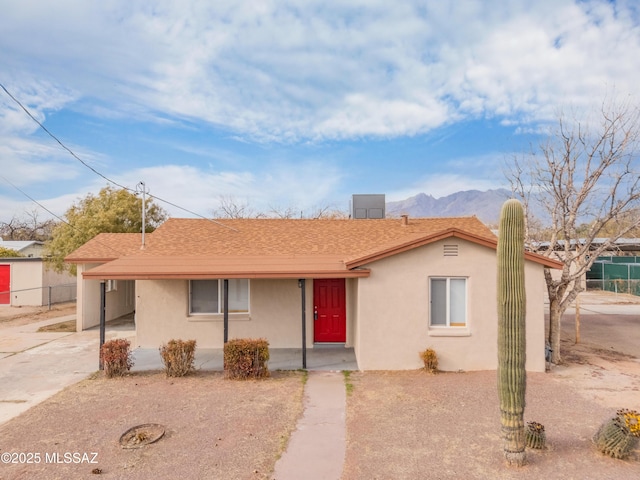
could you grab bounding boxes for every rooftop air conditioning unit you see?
[351,194,385,219]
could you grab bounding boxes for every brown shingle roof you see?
[70,216,561,279]
[140,217,496,256]
[65,233,143,263]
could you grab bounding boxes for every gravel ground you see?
[343,370,638,479]
[0,371,305,480]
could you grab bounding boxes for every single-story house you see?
[66,216,562,372]
[1,240,76,307]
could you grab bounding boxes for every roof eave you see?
[65,257,119,264]
[82,269,370,280]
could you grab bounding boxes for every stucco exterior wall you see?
[41,265,76,304]
[105,280,135,321]
[0,259,76,306]
[354,239,547,372]
[135,278,315,349]
[4,260,42,306]
[77,264,135,331]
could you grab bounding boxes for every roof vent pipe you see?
[401,214,409,226]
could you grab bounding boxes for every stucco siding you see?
[41,265,76,304]
[135,278,313,349]
[7,260,42,306]
[0,259,75,307]
[77,264,134,331]
[354,239,547,372]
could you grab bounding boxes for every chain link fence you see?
[586,257,640,297]
[586,279,640,296]
[0,283,76,309]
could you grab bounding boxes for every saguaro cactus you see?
[497,199,527,466]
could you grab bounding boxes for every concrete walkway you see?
[273,371,347,480]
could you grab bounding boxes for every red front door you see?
[0,265,10,305]
[314,278,346,342]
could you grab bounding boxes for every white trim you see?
[428,276,468,328]
[189,279,250,315]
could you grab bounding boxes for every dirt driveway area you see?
[0,293,639,479]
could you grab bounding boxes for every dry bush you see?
[419,348,438,374]
[100,339,133,378]
[159,339,196,377]
[224,338,270,380]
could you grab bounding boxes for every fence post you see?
[48,285,52,310]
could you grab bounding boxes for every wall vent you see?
[443,244,459,256]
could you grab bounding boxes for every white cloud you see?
[3,0,639,142]
[101,161,345,218]
[3,0,640,225]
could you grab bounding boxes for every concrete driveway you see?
[0,315,122,425]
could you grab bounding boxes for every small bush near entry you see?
[224,338,270,380]
[100,339,134,378]
[419,348,438,374]
[160,339,197,377]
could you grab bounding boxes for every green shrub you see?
[100,338,133,378]
[159,339,197,377]
[224,338,270,380]
[419,348,438,374]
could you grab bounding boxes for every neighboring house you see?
[66,216,562,372]
[0,239,45,258]
[0,240,76,307]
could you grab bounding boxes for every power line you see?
[0,83,126,190]
[0,175,126,257]
[0,82,236,231]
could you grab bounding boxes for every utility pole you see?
[136,181,149,249]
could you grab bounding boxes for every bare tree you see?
[212,196,264,219]
[212,196,348,220]
[0,210,56,241]
[507,98,640,364]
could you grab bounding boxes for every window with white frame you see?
[105,279,117,292]
[429,277,467,327]
[189,279,250,314]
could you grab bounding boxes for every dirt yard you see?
[0,371,305,480]
[0,302,76,327]
[0,293,639,479]
[342,348,640,479]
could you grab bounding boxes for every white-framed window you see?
[105,279,117,292]
[429,277,467,327]
[189,279,250,315]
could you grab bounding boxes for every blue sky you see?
[1,0,640,222]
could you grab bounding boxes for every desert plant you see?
[159,339,197,377]
[593,408,640,459]
[497,199,527,466]
[100,338,133,378]
[419,348,438,374]
[525,421,546,450]
[223,338,270,380]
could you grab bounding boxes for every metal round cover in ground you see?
[119,424,165,449]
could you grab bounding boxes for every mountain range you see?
[386,189,513,225]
